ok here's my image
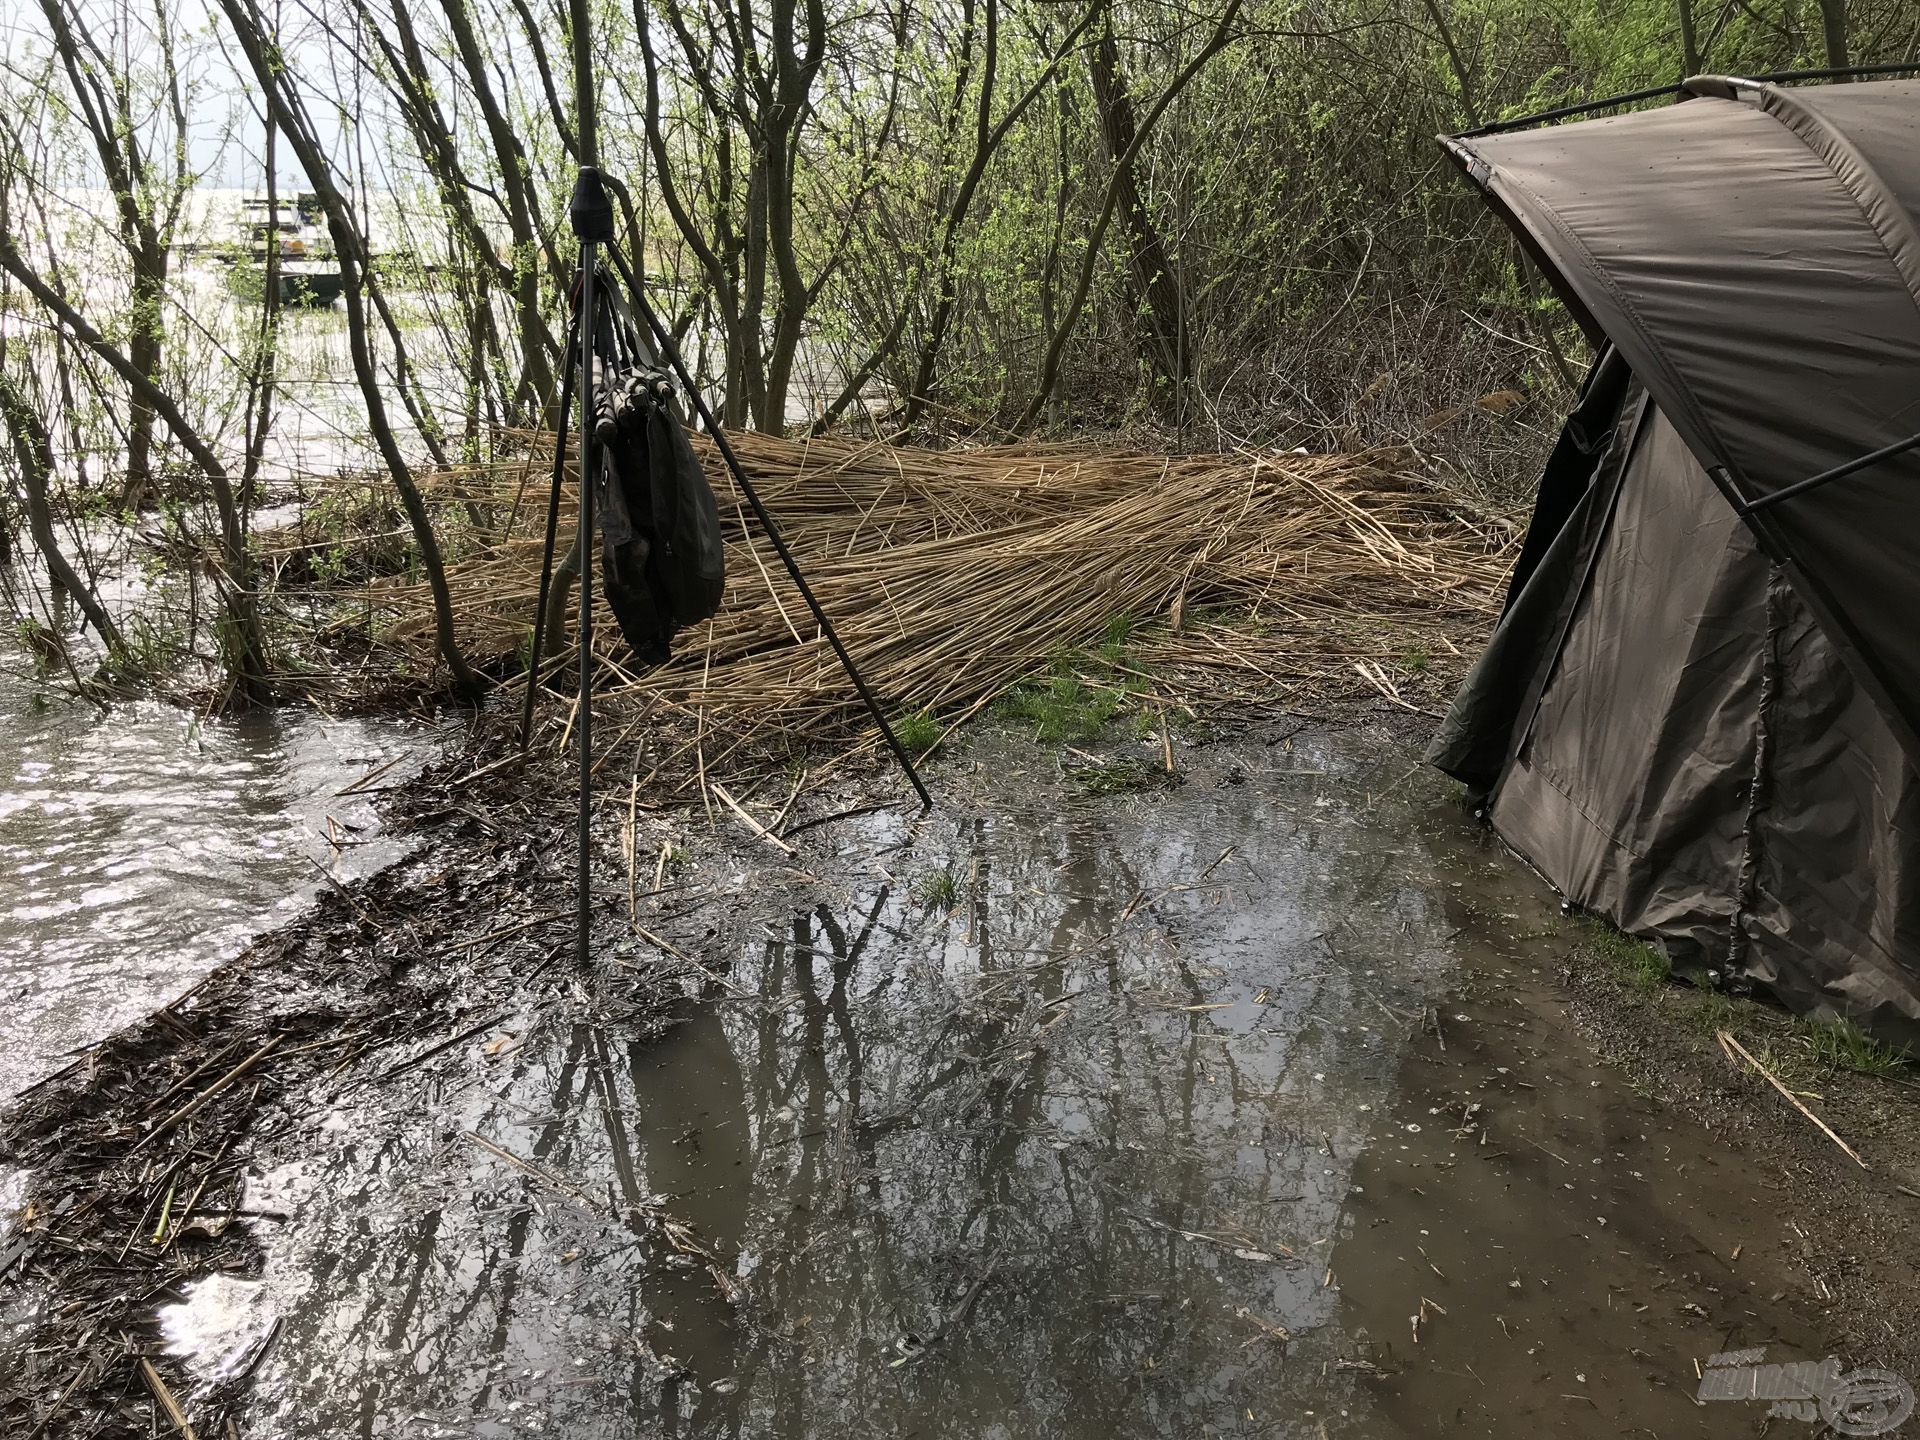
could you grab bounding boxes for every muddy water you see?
[0,665,428,1102]
[162,730,1856,1438]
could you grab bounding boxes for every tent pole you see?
[1454,60,1920,139]
[1735,428,1920,517]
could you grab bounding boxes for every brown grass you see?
[279,430,1516,784]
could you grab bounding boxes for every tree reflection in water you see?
[240,740,1450,1437]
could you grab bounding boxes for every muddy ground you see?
[3,713,1918,1439]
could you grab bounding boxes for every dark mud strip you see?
[0,758,613,1437]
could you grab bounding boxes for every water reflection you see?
[241,738,1455,1437]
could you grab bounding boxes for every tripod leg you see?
[575,248,598,968]
[519,311,580,753]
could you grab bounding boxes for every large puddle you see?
[231,735,1431,1436]
[154,729,1846,1438]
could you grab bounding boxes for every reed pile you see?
[292,431,1514,770]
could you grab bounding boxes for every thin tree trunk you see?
[1017,0,1244,430]
[1677,0,1702,75]
[0,373,123,653]
[217,0,482,696]
[241,113,282,498]
[34,0,171,511]
[122,261,162,508]
[436,0,560,411]
[1815,0,1851,70]
[1418,0,1482,127]
[1087,11,1191,404]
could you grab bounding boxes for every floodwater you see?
[0,648,427,1102]
[165,731,1851,1438]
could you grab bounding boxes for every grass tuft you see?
[1577,918,1670,994]
[894,709,940,754]
[1002,674,1122,742]
[1685,992,1739,1036]
[917,866,960,910]
[1066,756,1170,795]
[1797,1017,1911,1078]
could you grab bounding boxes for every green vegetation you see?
[1797,1017,1912,1078]
[918,867,961,911]
[1066,757,1171,795]
[1684,992,1740,1037]
[1744,1037,1822,1094]
[1003,673,1124,743]
[1572,913,1912,1087]
[894,710,941,754]
[1577,917,1670,994]
[996,611,1160,744]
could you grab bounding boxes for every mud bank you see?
[4,720,1917,1438]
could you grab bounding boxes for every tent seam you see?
[1727,570,1783,979]
[1750,85,1920,330]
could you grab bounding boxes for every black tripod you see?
[522,0,931,970]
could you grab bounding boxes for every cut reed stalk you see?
[276,432,1513,789]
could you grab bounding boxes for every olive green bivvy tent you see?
[1428,75,1920,1042]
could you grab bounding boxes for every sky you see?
[5,0,379,190]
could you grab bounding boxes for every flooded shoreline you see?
[6,720,1918,1439]
[215,730,1454,1437]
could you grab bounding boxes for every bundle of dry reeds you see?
[301,431,1514,762]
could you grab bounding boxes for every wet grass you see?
[894,710,940,754]
[1097,611,1134,664]
[1571,914,1911,1088]
[1002,672,1124,742]
[1576,917,1670,994]
[996,612,1151,744]
[1684,991,1740,1037]
[1797,1017,1912,1078]
[1065,756,1171,796]
[917,866,961,910]
[1745,1036,1825,1095]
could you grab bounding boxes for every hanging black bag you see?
[587,270,726,664]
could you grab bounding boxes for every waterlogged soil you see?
[6,723,1919,1438]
